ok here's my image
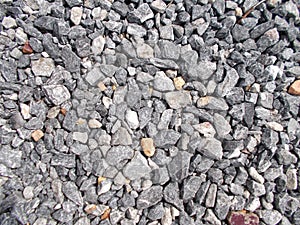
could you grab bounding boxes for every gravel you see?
[0,0,299,224]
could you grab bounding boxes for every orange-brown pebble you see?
[288,80,300,95]
[141,138,155,157]
[31,130,44,141]
[60,108,67,115]
[101,208,111,220]
[22,41,33,54]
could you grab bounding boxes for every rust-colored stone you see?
[101,208,111,220]
[60,108,67,116]
[22,41,33,54]
[288,80,300,96]
[228,210,259,225]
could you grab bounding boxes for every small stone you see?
[2,17,17,29]
[43,85,71,105]
[193,122,216,138]
[111,127,132,146]
[22,41,33,54]
[286,168,297,190]
[188,61,217,81]
[31,130,44,141]
[86,67,105,86]
[214,190,230,220]
[164,91,191,109]
[32,58,55,77]
[260,210,282,225]
[141,138,155,157]
[61,46,81,72]
[217,68,239,97]
[247,180,266,196]
[73,132,88,143]
[173,77,185,90]
[204,209,221,225]
[151,0,167,13]
[198,137,223,160]
[136,43,153,58]
[71,7,83,25]
[125,110,139,130]
[98,179,112,195]
[228,211,259,225]
[123,151,151,180]
[88,119,102,128]
[183,176,203,201]
[197,96,229,111]
[248,167,265,184]
[205,183,218,207]
[92,36,106,56]
[288,80,300,95]
[129,3,154,23]
[47,106,61,119]
[20,103,31,119]
[235,7,243,17]
[266,121,284,132]
[213,113,231,138]
[153,72,175,92]
[23,186,34,199]
[168,151,192,182]
[106,146,134,166]
[62,181,83,206]
[137,186,163,209]
[154,130,181,148]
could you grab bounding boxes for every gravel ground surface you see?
[0,0,300,224]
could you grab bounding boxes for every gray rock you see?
[43,34,61,59]
[150,166,170,185]
[128,3,154,23]
[137,186,163,209]
[188,61,216,81]
[127,23,147,37]
[0,147,22,169]
[153,72,175,92]
[183,176,203,201]
[75,37,90,57]
[197,96,229,111]
[63,110,78,132]
[216,67,239,97]
[258,92,274,109]
[205,183,217,207]
[157,109,173,130]
[147,203,165,220]
[232,24,250,42]
[106,146,134,166]
[149,58,179,69]
[260,210,283,225]
[154,129,181,148]
[138,107,153,129]
[159,25,174,40]
[250,21,274,39]
[214,190,230,220]
[197,137,223,160]
[43,85,71,105]
[24,117,44,130]
[31,58,55,77]
[111,127,132,146]
[62,182,83,206]
[164,91,191,109]
[150,0,167,13]
[247,180,266,196]
[213,113,231,138]
[204,209,221,225]
[167,151,192,182]
[158,40,180,60]
[61,46,81,72]
[103,21,123,33]
[91,35,105,55]
[123,151,151,180]
[51,153,76,168]
[52,209,73,223]
[163,182,184,210]
[85,67,105,86]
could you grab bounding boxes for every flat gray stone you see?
[188,61,216,81]
[106,146,134,166]
[31,58,55,77]
[168,151,192,182]
[62,181,83,206]
[154,129,181,148]
[123,151,151,180]
[85,67,105,86]
[43,85,71,105]
[137,186,163,209]
[197,137,223,160]
[164,91,191,109]
[153,72,175,92]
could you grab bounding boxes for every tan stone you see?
[173,76,185,90]
[98,81,107,91]
[141,138,155,157]
[288,80,300,95]
[31,130,44,141]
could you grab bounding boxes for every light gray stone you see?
[123,151,151,180]
[43,85,71,105]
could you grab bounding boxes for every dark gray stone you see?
[61,46,81,72]
[167,151,192,182]
[163,182,184,210]
[106,146,134,166]
[154,129,181,148]
[62,182,83,206]
[136,186,162,209]
[183,176,204,201]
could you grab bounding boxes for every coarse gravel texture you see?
[0,0,299,225]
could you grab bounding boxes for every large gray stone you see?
[154,130,181,148]
[197,137,223,160]
[123,152,151,180]
[137,186,163,209]
[106,146,134,166]
[164,91,191,109]
[168,151,192,182]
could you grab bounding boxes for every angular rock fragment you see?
[154,130,181,148]
[228,211,259,225]
[31,58,55,77]
[197,137,223,160]
[167,151,192,182]
[137,186,163,209]
[62,181,83,206]
[105,146,134,166]
[164,91,191,109]
[43,85,71,105]
[288,80,300,95]
[123,151,151,180]
[141,138,155,157]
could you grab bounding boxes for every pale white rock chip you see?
[71,7,83,25]
[92,35,106,55]
[125,110,139,129]
[32,58,55,77]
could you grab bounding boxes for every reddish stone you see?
[228,211,259,225]
[22,41,33,54]
[288,80,300,96]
